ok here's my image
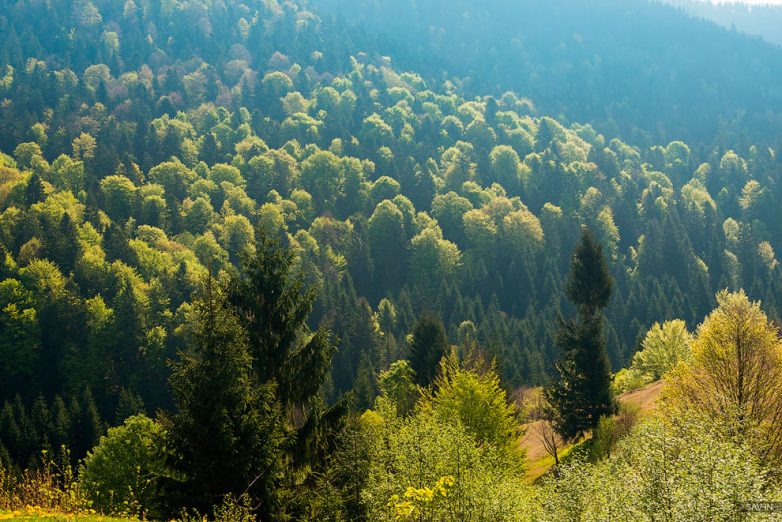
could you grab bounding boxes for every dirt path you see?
[618,379,664,413]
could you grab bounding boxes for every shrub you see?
[79,414,167,518]
[591,403,640,460]
[540,414,777,521]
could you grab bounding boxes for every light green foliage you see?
[387,475,455,521]
[681,178,716,219]
[540,415,777,521]
[261,71,293,96]
[257,202,287,235]
[300,150,344,212]
[289,189,315,225]
[362,359,534,521]
[2,2,782,518]
[633,320,692,380]
[361,402,536,522]
[758,241,778,272]
[281,92,309,116]
[31,191,84,226]
[209,163,244,188]
[490,145,522,191]
[431,192,473,244]
[50,155,85,194]
[615,319,693,393]
[193,232,229,270]
[611,367,649,395]
[19,259,66,300]
[739,179,765,213]
[211,493,255,522]
[220,214,255,262]
[72,133,97,162]
[719,150,748,179]
[376,360,418,417]
[463,208,497,252]
[220,181,255,216]
[148,161,197,202]
[426,354,521,457]
[377,298,397,336]
[462,196,542,259]
[100,176,137,222]
[502,208,544,256]
[79,415,167,517]
[409,226,461,287]
[13,142,44,170]
[362,113,394,149]
[370,176,401,204]
[664,290,782,467]
[183,197,214,234]
[281,113,322,143]
[594,206,619,261]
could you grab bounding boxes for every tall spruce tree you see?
[165,232,345,517]
[547,227,616,441]
[165,275,287,517]
[409,313,448,387]
[227,232,341,465]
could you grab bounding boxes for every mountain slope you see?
[665,0,782,45]
[312,0,782,147]
[0,0,781,464]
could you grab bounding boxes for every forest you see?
[665,0,782,46]
[0,0,781,520]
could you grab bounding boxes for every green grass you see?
[524,437,591,484]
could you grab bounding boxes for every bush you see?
[540,414,777,521]
[612,367,650,394]
[362,398,536,521]
[79,414,167,518]
[591,403,640,460]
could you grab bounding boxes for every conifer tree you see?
[547,227,616,441]
[43,213,79,274]
[165,274,287,517]
[25,172,44,206]
[68,388,103,461]
[165,232,344,516]
[103,223,138,266]
[228,231,337,418]
[409,313,448,387]
[50,396,70,450]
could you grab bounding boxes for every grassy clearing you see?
[520,380,664,482]
[523,439,585,484]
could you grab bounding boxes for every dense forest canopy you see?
[0,0,781,519]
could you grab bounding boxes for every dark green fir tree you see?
[409,313,448,387]
[164,274,287,517]
[546,226,616,441]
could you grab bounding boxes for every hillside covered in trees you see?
[0,0,781,520]
[313,0,782,146]
[665,0,782,46]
